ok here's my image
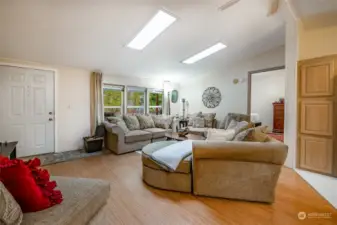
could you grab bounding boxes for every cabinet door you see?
[300,59,334,97]
[300,100,333,136]
[299,136,333,174]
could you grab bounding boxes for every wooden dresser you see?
[272,102,284,133]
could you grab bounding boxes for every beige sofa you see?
[187,112,250,136]
[142,139,288,203]
[104,122,168,155]
[1,177,110,225]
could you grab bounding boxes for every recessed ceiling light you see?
[127,10,176,50]
[182,43,227,64]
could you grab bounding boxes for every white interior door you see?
[0,66,55,157]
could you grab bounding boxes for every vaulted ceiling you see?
[0,0,335,81]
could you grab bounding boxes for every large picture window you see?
[103,84,124,116]
[148,89,164,115]
[127,86,146,114]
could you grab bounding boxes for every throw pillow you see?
[151,115,173,129]
[227,120,250,135]
[233,128,254,141]
[255,125,268,133]
[192,117,205,128]
[206,129,235,141]
[219,115,229,129]
[0,157,63,213]
[187,112,202,126]
[0,182,23,225]
[137,115,155,129]
[202,113,216,128]
[221,113,250,129]
[123,115,140,130]
[252,127,270,142]
[116,121,130,133]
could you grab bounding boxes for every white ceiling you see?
[0,0,287,81]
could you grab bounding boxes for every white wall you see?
[103,75,180,115]
[251,69,285,131]
[0,58,91,153]
[179,46,285,122]
[283,3,299,169]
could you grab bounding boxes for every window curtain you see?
[90,71,104,135]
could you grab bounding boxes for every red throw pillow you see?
[0,156,63,212]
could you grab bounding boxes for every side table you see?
[179,120,189,129]
[0,141,17,159]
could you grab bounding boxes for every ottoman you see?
[142,141,192,193]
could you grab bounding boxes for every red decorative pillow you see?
[0,156,63,212]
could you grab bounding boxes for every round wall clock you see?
[202,87,222,108]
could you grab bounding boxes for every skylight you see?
[127,10,176,50]
[182,43,227,64]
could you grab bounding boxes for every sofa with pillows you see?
[186,112,217,136]
[0,156,110,225]
[104,114,175,154]
[187,112,251,137]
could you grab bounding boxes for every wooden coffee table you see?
[165,132,205,141]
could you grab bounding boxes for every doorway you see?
[247,66,285,142]
[0,65,55,157]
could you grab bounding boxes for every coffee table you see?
[165,132,205,141]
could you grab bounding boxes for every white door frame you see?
[0,62,58,154]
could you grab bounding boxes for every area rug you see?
[21,149,110,166]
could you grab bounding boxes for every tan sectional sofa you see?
[142,139,288,203]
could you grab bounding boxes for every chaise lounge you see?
[142,138,288,203]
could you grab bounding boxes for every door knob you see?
[49,118,53,121]
[49,112,53,115]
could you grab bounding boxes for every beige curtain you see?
[90,71,104,135]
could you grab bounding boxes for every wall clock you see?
[202,87,221,108]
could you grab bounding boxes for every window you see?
[148,89,164,115]
[103,85,124,116]
[126,86,146,114]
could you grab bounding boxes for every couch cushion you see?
[123,115,140,131]
[125,130,152,143]
[187,112,202,126]
[151,115,173,129]
[192,117,205,128]
[22,176,110,225]
[142,141,192,174]
[143,128,166,139]
[137,115,155,129]
[202,113,216,128]
[0,182,23,225]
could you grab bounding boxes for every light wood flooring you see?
[45,152,337,225]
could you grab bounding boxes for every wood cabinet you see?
[273,103,284,133]
[298,55,337,176]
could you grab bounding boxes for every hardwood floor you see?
[45,152,337,225]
